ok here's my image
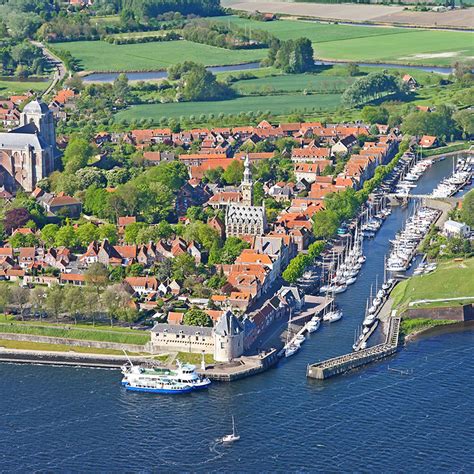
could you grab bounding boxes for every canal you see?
[1,155,472,472]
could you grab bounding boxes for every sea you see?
[1,155,473,472]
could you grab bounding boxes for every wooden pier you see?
[306,316,401,380]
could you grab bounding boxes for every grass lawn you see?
[114,92,341,122]
[0,338,147,355]
[215,16,473,66]
[175,352,215,365]
[392,258,474,313]
[53,40,265,72]
[0,319,150,345]
[0,78,49,96]
[400,318,456,336]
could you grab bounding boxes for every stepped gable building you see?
[0,99,57,192]
[225,155,267,237]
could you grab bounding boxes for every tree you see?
[113,73,130,103]
[346,63,360,77]
[45,284,63,322]
[85,262,109,296]
[10,286,29,320]
[172,253,196,282]
[3,207,31,233]
[29,286,46,320]
[124,222,146,244]
[183,308,212,327]
[0,284,11,313]
[361,106,389,125]
[222,159,244,185]
[55,225,78,248]
[101,284,132,326]
[453,109,474,137]
[76,222,100,248]
[461,189,474,227]
[62,136,95,174]
[313,209,340,239]
[98,224,118,244]
[63,286,85,324]
[83,286,100,326]
[180,64,232,101]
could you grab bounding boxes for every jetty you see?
[306,315,401,380]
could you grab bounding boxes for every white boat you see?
[323,309,343,323]
[295,334,305,345]
[285,343,300,357]
[121,359,211,391]
[222,416,240,443]
[306,319,320,333]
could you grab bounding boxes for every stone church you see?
[225,155,267,237]
[0,99,57,192]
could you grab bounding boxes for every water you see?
[83,60,451,83]
[2,156,473,472]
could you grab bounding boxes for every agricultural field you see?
[0,78,49,96]
[216,16,474,66]
[114,92,342,123]
[52,40,266,72]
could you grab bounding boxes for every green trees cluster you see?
[181,20,274,50]
[461,189,474,227]
[168,62,234,101]
[268,37,314,74]
[0,41,47,77]
[282,240,325,283]
[342,72,406,106]
[121,0,222,20]
[401,104,468,140]
[182,308,213,327]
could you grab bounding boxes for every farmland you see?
[114,92,342,122]
[52,40,265,72]
[0,78,49,96]
[215,16,474,66]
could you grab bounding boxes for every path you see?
[30,40,67,97]
[409,296,474,306]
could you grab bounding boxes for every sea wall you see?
[0,333,148,353]
[405,304,474,322]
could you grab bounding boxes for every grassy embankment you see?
[392,258,474,335]
[0,315,150,345]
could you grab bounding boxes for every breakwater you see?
[307,316,401,379]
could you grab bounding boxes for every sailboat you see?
[285,310,300,357]
[222,416,240,443]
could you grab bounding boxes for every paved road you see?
[30,40,67,97]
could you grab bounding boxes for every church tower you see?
[241,155,253,206]
[20,100,56,147]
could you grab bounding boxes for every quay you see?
[306,315,401,380]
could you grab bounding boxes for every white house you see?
[443,220,470,238]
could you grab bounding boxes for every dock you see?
[306,316,401,380]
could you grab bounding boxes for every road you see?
[30,40,67,97]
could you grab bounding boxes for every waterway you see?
[1,156,473,472]
[82,61,452,83]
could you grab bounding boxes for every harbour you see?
[1,153,473,471]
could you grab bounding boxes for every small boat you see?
[222,416,240,443]
[285,343,300,357]
[306,319,320,333]
[294,334,305,345]
[323,309,343,323]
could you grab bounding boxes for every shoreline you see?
[403,319,474,343]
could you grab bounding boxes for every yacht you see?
[306,318,320,333]
[122,376,193,394]
[221,416,240,443]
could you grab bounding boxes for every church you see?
[0,99,57,192]
[225,155,267,237]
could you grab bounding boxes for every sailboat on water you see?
[221,416,240,443]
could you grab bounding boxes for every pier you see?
[306,315,401,380]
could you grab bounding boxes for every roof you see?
[214,310,244,337]
[23,100,49,114]
[118,216,136,226]
[151,323,213,337]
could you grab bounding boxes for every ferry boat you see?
[123,377,194,394]
[121,359,211,392]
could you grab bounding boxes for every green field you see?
[0,338,147,355]
[233,73,355,94]
[114,92,341,122]
[0,320,150,345]
[53,40,265,72]
[0,78,49,96]
[392,258,474,312]
[215,16,473,66]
